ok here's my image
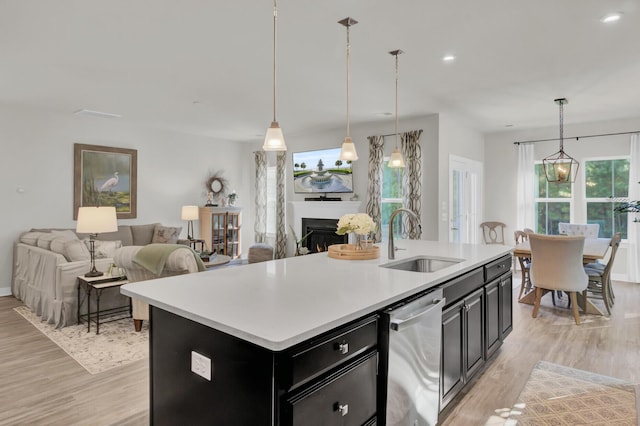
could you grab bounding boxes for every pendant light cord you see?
[558,99,564,152]
[394,53,399,150]
[272,0,278,123]
[346,24,351,138]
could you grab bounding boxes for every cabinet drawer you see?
[288,316,378,389]
[286,352,378,426]
[484,255,511,282]
[441,268,484,307]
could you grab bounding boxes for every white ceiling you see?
[2,0,640,142]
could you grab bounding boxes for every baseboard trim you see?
[0,287,12,297]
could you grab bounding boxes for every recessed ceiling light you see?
[600,12,622,23]
[442,54,456,62]
[74,109,122,119]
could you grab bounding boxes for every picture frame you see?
[73,143,137,219]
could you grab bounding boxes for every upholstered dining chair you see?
[514,230,532,299]
[480,221,506,245]
[583,232,622,315]
[529,234,588,325]
[558,222,600,238]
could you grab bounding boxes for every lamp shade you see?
[181,205,200,221]
[388,147,405,168]
[263,122,287,151]
[339,137,358,161]
[76,206,118,234]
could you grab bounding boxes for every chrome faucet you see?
[388,208,421,260]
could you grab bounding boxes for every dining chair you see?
[480,221,506,245]
[529,234,588,325]
[558,222,600,238]
[582,232,622,315]
[514,230,532,299]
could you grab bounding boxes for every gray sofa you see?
[12,223,184,328]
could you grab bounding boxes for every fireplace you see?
[301,218,348,253]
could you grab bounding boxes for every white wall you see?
[0,104,250,295]
[484,116,640,280]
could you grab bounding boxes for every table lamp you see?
[76,206,118,277]
[181,205,199,240]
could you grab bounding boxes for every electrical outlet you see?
[191,351,212,381]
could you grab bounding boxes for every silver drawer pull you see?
[338,403,349,416]
[337,342,349,354]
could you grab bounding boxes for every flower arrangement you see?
[336,213,376,236]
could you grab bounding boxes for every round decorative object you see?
[204,173,228,198]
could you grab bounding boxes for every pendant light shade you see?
[263,0,287,151]
[543,98,579,183]
[388,49,405,168]
[338,17,358,161]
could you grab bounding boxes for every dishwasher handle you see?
[390,297,445,332]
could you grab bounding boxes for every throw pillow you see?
[83,239,122,259]
[151,225,182,244]
[36,233,58,250]
[64,239,91,261]
[20,231,46,246]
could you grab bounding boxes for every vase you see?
[351,233,371,251]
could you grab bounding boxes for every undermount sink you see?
[381,256,464,273]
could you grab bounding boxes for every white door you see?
[449,155,483,244]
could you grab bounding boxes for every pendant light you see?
[388,49,405,168]
[542,98,579,183]
[263,0,287,151]
[338,17,358,161]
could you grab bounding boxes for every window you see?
[584,158,629,239]
[534,163,572,234]
[381,158,403,241]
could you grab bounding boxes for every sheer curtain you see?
[516,143,535,231]
[401,130,422,239]
[253,151,267,243]
[366,135,384,243]
[628,133,640,282]
[274,151,287,259]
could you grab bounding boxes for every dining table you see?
[514,237,611,315]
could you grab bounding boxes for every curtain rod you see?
[380,128,423,138]
[513,130,640,145]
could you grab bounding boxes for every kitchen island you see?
[121,240,513,425]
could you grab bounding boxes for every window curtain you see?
[401,130,423,239]
[628,133,640,282]
[274,151,287,259]
[366,135,384,243]
[254,151,267,243]
[516,143,535,232]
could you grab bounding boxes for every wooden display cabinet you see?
[199,207,242,259]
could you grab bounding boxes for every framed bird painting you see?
[73,143,137,219]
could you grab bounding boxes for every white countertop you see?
[121,240,512,351]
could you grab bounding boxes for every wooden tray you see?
[327,244,380,260]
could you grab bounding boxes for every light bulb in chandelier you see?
[262,0,287,151]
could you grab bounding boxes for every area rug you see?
[14,306,148,375]
[505,360,639,425]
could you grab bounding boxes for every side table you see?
[202,254,232,269]
[77,274,130,334]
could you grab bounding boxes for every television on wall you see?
[292,147,353,193]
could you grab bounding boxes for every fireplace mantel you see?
[288,201,362,240]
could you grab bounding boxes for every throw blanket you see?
[132,244,205,276]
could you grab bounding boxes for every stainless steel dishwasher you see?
[383,288,445,426]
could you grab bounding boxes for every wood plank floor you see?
[1,277,638,425]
